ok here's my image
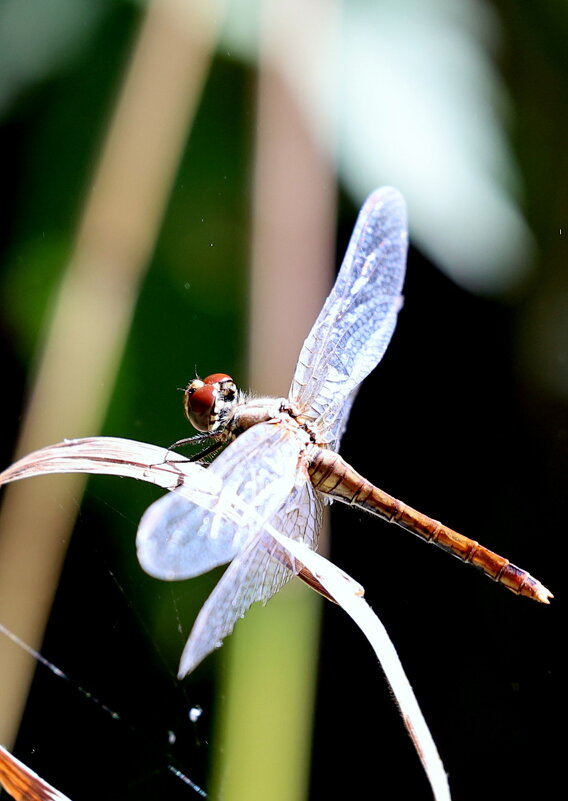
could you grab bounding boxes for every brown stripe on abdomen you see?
[308,448,552,603]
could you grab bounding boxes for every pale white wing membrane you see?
[136,421,301,580]
[290,187,408,449]
[178,531,293,676]
[178,480,324,676]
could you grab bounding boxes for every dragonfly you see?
[137,187,552,677]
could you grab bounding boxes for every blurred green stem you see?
[211,1,337,797]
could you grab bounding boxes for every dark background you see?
[0,2,565,800]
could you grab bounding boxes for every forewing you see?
[290,187,408,449]
[136,421,301,580]
[178,479,325,676]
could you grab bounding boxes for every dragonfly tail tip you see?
[534,584,553,604]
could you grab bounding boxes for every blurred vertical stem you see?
[211,1,337,799]
[0,0,224,745]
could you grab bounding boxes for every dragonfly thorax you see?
[183,373,239,433]
[230,395,294,435]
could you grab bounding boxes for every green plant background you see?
[0,2,564,799]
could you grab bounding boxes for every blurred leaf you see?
[222,0,534,293]
[0,0,108,113]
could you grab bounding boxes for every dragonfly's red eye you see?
[203,373,233,385]
[183,374,235,432]
[184,381,215,431]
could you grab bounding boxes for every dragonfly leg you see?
[164,432,226,463]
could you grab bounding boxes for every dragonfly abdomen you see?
[308,448,552,604]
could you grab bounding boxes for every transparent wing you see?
[136,421,301,580]
[289,187,408,449]
[178,480,325,676]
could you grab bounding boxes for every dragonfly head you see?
[183,373,238,433]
